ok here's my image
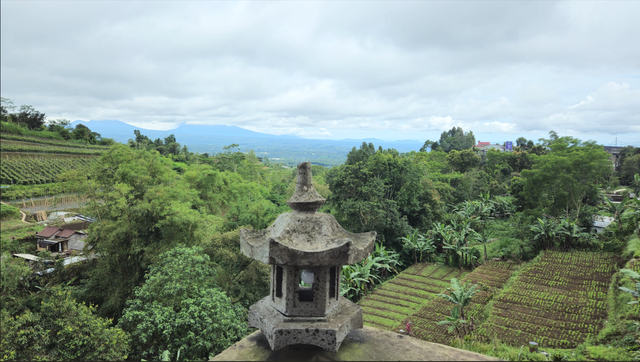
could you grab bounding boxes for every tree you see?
[419,140,435,152]
[72,124,101,144]
[16,105,46,130]
[327,144,442,248]
[400,230,435,265]
[46,118,73,140]
[0,286,129,361]
[1,97,16,122]
[446,149,481,173]
[118,245,247,361]
[520,137,611,218]
[80,145,216,320]
[473,233,497,263]
[436,278,479,324]
[621,154,640,186]
[530,217,561,250]
[515,137,528,149]
[434,127,476,153]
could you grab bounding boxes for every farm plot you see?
[406,261,517,346]
[478,251,622,349]
[1,157,97,185]
[359,264,468,331]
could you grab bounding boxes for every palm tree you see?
[473,233,497,263]
[530,217,561,249]
[604,197,629,229]
[436,278,479,322]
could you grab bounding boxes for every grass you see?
[0,218,43,254]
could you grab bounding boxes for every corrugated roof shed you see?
[36,227,61,238]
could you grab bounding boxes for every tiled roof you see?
[56,229,76,238]
[37,227,61,238]
[477,142,491,146]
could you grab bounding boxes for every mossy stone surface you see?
[212,326,501,361]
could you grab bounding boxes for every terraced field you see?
[478,251,622,349]
[359,263,469,331]
[0,136,106,186]
[405,261,518,345]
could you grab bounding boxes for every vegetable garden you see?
[1,157,97,185]
[403,261,517,345]
[477,251,623,349]
[359,263,468,330]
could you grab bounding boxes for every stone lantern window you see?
[240,162,376,352]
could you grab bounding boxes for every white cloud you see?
[1,1,640,144]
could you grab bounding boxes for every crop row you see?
[485,251,616,348]
[0,181,82,202]
[360,264,467,331]
[0,157,97,185]
[0,136,110,149]
[481,316,590,348]
[492,307,601,334]
[398,262,517,344]
[0,143,105,156]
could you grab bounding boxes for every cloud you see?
[1,1,640,144]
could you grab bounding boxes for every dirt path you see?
[1,201,29,223]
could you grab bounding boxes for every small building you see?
[592,216,614,234]
[35,227,87,253]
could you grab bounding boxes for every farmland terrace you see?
[478,250,623,348]
[358,264,468,331]
[402,261,518,345]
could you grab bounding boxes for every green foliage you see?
[585,346,633,361]
[400,230,436,265]
[436,277,479,321]
[0,253,32,314]
[0,286,129,361]
[520,137,611,217]
[1,156,97,185]
[1,121,64,140]
[0,204,20,220]
[432,127,476,153]
[446,149,481,173]
[118,245,247,361]
[618,269,640,304]
[201,230,270,308]
[327,143,443,248]
[81,145,218,320]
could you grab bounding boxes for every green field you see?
[0,136,105,186]
[477,251,622,349]
[359,263,469,330]
[406,261,518,345]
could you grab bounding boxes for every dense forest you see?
[2,100,640,361]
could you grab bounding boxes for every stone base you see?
[211,325,502,361]
[248,296,362,352]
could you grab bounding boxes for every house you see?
[35,227,87,254]
[592,216,614,234]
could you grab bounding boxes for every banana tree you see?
[530,217,561,249]
[473,233,498,263]
[604,197,629,229]
[619,269,640,305]
[436,278,479,322]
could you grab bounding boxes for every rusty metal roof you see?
[37,227,61,238]
[56,229,76,238]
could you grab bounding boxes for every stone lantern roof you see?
[240,161,376,353]
[241,163,375,266]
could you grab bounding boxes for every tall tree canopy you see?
[82,145,218,320]
[327,143,443,248]
[519,137,611,218]
[118,246,247,361]
[431,127,476,153]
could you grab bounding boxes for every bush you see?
[0,203,21,220]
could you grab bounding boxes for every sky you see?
[2,1,639,146]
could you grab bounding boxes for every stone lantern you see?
[240,162,376,352]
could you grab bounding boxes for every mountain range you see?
[71,120,424,166]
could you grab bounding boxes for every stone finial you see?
[286,162,325,213]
